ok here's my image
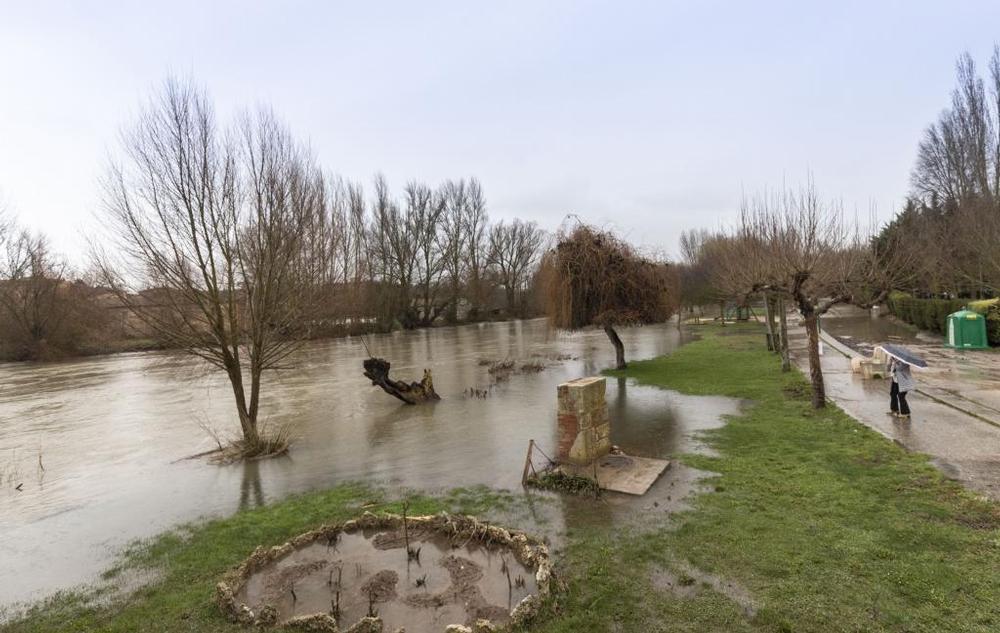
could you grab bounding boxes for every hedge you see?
[886,292,964,336]
[969,298,1000,346]
[886,293,999,346]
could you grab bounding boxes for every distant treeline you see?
[0,176,548,362]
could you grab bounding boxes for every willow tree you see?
[96,78,325,458]
[540,224,677,369]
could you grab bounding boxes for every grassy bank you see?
[552,324,999,632]
[536,324,999,632]
[6,324,999,632]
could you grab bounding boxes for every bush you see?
[886,292,966,337]
[969,299,1000,346]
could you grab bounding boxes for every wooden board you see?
[563,453,671,495]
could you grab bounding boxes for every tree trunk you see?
[447,278,459,323]
[778,297,791,373]
[803,314,825,408]
[604,325,626,370]
[768,295,780,352]
[226,362,260,447]
[719,300,726,327]
[762,294,776,351]
[363,357,440,404]
[248,362,262,434]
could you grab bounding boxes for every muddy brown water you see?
[819,312,921,353]
[0,318,741,609]
[236,530,537,631]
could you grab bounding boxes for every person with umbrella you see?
[888,357,915,419]
[878,344,926,420]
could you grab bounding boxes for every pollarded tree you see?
[732,183,911,408]
[539,223,677,370]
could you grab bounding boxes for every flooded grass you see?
[7,324,1000,632]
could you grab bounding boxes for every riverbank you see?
[6,324,999,632]
[0,315,545,364]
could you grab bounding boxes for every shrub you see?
[885,293,967,337]
[969,299,1000,345]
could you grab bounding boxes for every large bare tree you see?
[728,183,909,408]
[911,46,1000,293]
[96,79,324,457]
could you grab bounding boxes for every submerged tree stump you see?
[363,357,440,405]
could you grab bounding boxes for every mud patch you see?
[217,512,553,632]
[360,569,399,603]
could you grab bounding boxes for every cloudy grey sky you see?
[2,0,999,264]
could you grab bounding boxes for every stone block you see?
[556,376,611,465]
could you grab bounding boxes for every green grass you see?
[533,324,999,632]
[6,324,1000,632]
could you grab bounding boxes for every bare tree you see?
[367,174,419,327]
[96,78,324,457]
[345,181,369,308]
[438,179,469,322]
[728,183,910,408]
[0,232,103,360]
[408,181,447,326]
[461,179,490,318]
[488,219,544,315]
[911,46,1000,293]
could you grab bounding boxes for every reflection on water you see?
[239,461,265,511]
[0,318,737,607]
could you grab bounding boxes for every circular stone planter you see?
[216,512,554,633]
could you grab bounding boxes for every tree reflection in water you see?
[239,460,265,510]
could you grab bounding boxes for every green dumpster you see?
[946,309,989,349]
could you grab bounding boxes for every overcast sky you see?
[2,0,999,265]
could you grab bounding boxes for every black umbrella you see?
[876,344,929,368]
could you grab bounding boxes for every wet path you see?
[788,308,1000,500]
[0,319,739,608]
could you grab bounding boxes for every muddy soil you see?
[235,531,537,632]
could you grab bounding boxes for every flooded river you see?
[0,318,739,608]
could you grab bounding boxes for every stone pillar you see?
[556,377,611,466]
